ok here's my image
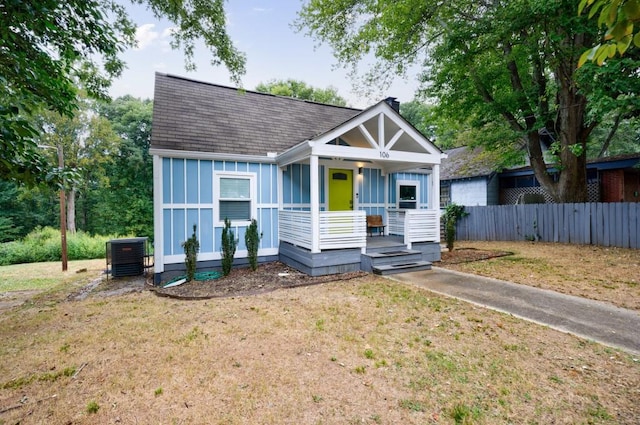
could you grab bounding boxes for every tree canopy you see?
[297,0,640,202]
[255,79,347,106]
[0,0,245,185]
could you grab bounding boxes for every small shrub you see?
[221,218,237,276]
[244,218,262,271]
[86,400,100,414]
[442,204,469,252]
[181,224,199,281]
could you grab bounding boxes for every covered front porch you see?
[275,100,446,275]
[278,209,441,276]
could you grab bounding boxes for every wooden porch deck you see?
[365,235,405,250]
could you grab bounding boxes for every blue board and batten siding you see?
[388,172,431,208]
[160,158,279,263]
[282,164,432,215]
[157,158,434,281]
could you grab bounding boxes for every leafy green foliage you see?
[182,225,200,281]
[255,79,347,106]
[244,219,262,271]
[0,227,114,266]
[221,218,237,276]
[0,0,135,185]
[399,101,436,142]
[443,204,468,252]
[0,96,155,244]
[579,0,640,65]
[92,96,154,238]
[1,0,245,184]
[297,0,639,202]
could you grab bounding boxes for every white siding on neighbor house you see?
[451,178,488,206]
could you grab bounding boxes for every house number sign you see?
[379,151,390,159]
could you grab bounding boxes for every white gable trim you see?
[276,102,444,168]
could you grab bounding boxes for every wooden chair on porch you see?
[366,215,386,237]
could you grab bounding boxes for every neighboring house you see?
[150,74,446,283]
[499,153,640,203]
[439,146,500,207]
[440,146,640,205]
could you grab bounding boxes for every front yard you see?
[0,242,638,424]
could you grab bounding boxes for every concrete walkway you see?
[389,267,640,356]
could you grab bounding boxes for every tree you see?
[399,101,436,141]
[297,0,640,202]
[1,0,245,185]
[93,96,154,238]
[255,79,347,106]
[579,0,640,66]
[37,99,119,233]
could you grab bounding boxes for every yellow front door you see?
[328,169,353,211]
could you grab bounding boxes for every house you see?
[439,146,640,205]
[150,74,446,283]
[439,146,500,207]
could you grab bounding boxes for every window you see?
[216,173,255,223]
[397,180,419,209]
[440,182,451,208]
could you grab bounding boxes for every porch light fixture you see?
[358,167,363,175]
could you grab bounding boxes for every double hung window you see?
[216,173,255,223]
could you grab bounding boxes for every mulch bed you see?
[148,249,511,300]
[151,261,368,300]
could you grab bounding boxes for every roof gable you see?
[150,73,362,156]
[277,101,445,170]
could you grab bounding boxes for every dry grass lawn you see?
[440,241,640,311]
[0,243,639,424]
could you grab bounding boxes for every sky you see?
[109,1,422,109]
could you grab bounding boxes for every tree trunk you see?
[526,35,590,203]
[67,188,76,233]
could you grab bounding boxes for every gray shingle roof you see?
[440,146,498,180]
[150,73,363,156]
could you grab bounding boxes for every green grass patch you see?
[1,366,76,390]
[0,259,105,292]
[399,399,427,412]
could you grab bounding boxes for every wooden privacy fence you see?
[455,203,639,249]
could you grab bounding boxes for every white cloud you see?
[161,27,176,38]
[153,62,167,70]
[135,24,160,50]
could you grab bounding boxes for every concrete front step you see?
[372,261,432,275]
[361,249,423,272]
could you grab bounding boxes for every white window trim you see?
[396,179,420,209]
[214,171,257,226]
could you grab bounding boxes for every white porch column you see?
[310,155,320,253]
[431,164,441,242]
[152,155,164,276]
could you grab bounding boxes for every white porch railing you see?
[279,210,312,250]
[279,210,367,251]
[387,209,440,248]
[319,211,366,250]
